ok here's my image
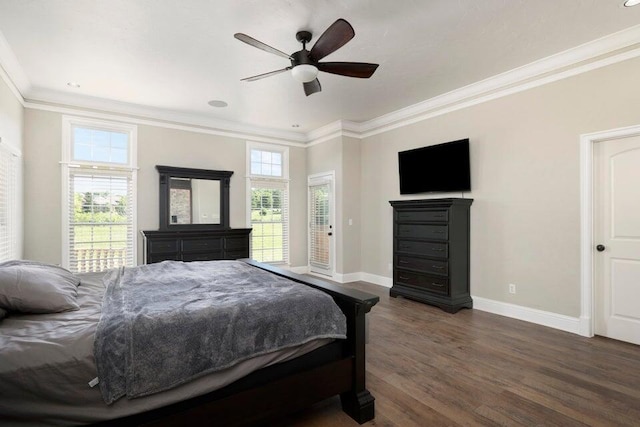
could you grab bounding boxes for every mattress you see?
[0,271,332,426]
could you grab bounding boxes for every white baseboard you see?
[288,266,309,274]
[358,272,393,288]
[294,267,587,336]
[472,296,582,335]
[334,272,361,283]
[295,266,393,287]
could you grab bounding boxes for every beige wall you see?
[0,79,22,152]
[341,136,361,275]
[360,56,640,317]
[0,77,24,257]
[23,110,308,267]
[23,109,60,264]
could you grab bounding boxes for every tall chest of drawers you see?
[389,198,473,313]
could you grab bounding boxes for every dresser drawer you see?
[149,253,180,263]
[182,251,223,262]
[224,250,249,260]
[182,238,222,253]
[397,209,448,223]
[148,239,179,254]
[396,255,448,276]
[395,270,449,295]
[225,237,249,250]
[396,240,448,258]
[397,224,448,240]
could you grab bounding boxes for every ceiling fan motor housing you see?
[291,49,314,67]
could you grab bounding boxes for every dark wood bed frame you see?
[94,259,379,426]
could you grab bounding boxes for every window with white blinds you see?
[247,143,289,265]
[62,117,137,273]
[66,168,135,272]
[250,179,289,264]
[309,183,330,268]
[0,144,20,262]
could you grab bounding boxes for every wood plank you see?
[284,280,640,426]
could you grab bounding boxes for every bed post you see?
[338,301,375,424]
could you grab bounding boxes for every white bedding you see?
[0,271,332,426]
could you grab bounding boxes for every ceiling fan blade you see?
[317,62,379,78]
[234,33,292,59]
[303,78,321,96]
[309,19,355,61]
[241,67,291,82]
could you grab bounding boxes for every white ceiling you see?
[0,0,639,135]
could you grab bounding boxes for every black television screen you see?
[398,139,470,194]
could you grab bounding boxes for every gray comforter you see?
[94,260,346,405]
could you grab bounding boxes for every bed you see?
[0,259,379,426]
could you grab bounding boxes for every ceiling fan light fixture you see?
[291,64,318,83]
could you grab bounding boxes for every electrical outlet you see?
[509,284,516,294]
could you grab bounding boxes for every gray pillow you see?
[0,260,80,314]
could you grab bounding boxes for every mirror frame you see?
[157,165,233,230]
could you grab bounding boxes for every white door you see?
[308,173,334,276]
[594,135,640,345]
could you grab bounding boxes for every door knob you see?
[596,244,605,252]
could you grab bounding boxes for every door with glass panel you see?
[308,173,334,276]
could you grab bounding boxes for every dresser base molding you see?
[390,285,473,313]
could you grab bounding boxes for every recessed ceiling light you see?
[292,124,300,128]
[208,100,228,108]
[67,82,81,88]
[624,0,640,6]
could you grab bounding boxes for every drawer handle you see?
[433,215,445,218]
[431,282,444,287]
[399,260,409,264]
[434,231,445,234]
[432,265,445,270]
[399,276,410,280]
[432,248,444,252]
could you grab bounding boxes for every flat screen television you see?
[398,138,470,194]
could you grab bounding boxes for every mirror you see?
[157,165,233,230]
[169,178,221,225]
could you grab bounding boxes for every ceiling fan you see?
[234,18,379,96]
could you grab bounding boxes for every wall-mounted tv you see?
[398,138,470,194]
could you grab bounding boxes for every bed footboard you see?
[243,260,379,424]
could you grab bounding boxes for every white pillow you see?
[0,260,80,314]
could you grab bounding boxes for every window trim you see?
[245,141,290,265]
[61,116,138,271]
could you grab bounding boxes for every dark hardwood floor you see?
[279,280,640,426]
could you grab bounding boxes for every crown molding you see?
[0,29,28,105]
[3,23,640,146]
[24,97,308,147]
[352,24,640,139]
[304,120,362,147]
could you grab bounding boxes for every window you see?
[247,143,289,264]
[62,117,137,273]
[0,142,20,262]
